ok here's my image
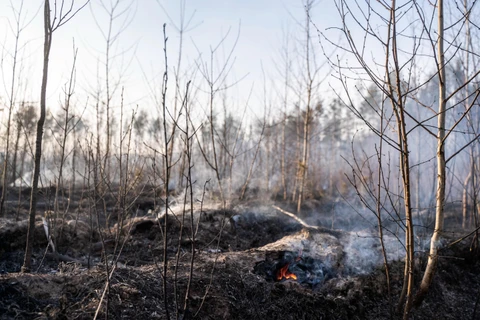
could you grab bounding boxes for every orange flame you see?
[276,263,297,281]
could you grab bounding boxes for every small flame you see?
[276,263,297,281]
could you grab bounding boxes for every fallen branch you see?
[448,225,480,247]
[272,205,343,237]
[42,217,56,253]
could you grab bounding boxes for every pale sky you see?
[0,0,393,127]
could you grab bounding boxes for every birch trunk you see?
[415,0,446,306]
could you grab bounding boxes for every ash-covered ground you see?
[0,187,479,319]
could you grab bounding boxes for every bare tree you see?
[0,0,32,216]
[12,103,36,221]
[11,102,36,187]
[49,42,84,252]
[194,25,241,208]
[328,1,480,317]
[284,0,331,212]
[415,0,480,306]
[328,1,420,317]
[21,0,89,273]
[457,0,480,234]
[156,0,199,191]
[278,26,292,201]
[89,0,135,186]
[414,0,447,306]
[160,23,171,320]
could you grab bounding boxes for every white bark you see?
[416,0,446,305]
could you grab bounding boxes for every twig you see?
[93,264,117,320]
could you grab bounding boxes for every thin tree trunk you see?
[209,88,225,207]
[15,138,28,220]
[0,2,24,216]
[71,122,77,206]
[11,118,22,187]
[53,47,77,251]
[463,171,472,229]
[376,101,392,316]
[415,0,446,306]
[161,24,171,320]
[292,107,300,203]
[281,112,287,200]
[266,126,271,192]
[470,150,478,250]
[297,107,310,213]
[297,2,314,213]
[239,122,265,200]
[103,7,113,184]
[21,0,51,273]
[281,81,288,201]
[383,3,414,317]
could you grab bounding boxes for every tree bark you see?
[0,3,24,216]
[415,0,446,306]
[297,0,314,213]
[11,118,22,187]
[21,0,52,273]
[463,171,472,229]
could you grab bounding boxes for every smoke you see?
[343,231,409,275]
[298,202,442,275]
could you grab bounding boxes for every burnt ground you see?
[0,187,479,319]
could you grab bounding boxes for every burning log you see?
[256,229,343,267]
[253,228,345,287]
[255,249,330,286]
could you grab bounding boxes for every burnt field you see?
[1,0,480,318]
[0,186,479,320]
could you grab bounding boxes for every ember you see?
[255,250,330,287]
[276,263,298,281]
